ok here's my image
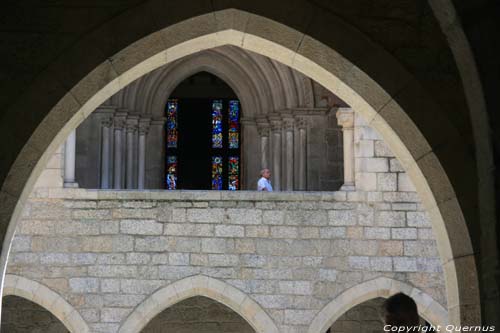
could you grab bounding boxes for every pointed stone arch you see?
[2,274,89,333]
[118,275,279,333]
[0,7,481,326]
[307,277,448,333]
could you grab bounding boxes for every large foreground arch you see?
[2,275,89,333]
[307,277,448,333]
[119,275,279,333]
[0,6,483,326]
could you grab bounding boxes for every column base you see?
[63,182,79,188]
[340,184,355,191]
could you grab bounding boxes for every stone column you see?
[63,129,79,188]
[138,117,150,190]
[113,112,127,189]
[283,115,295,191]
[256,119,271,170]
[126,115,139,189]
[100,117,113,189]
[336,108,355,191]
[146,118,166,189]
[296,116,308,191]
[269,116,282,191]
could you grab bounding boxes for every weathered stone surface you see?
[8,185,444,331]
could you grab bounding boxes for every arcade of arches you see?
[0,2,498,333]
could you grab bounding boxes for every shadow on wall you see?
[141,296,255,333]
[1,295,69,333]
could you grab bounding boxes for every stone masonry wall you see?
[8,188,444,333]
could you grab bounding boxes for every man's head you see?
[381,293,420,327]
[260,168,271,179]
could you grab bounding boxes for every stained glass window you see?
[165,94,241,190]
[211,100,223,148]
[212,156,223,190]
[166,156,177,190]
[166,100,178,148]
[228,100,240,149]
[228,156,239,190]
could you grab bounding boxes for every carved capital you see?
[102,117,113,128]
[257,124,270,137]
[113,117,126,129]
[295,116,308,129]
[138,119,151,135]
[336,108,354,129]
[282,117,295,131]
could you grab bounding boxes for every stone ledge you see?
[44,189,357,202]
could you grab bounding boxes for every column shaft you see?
[297,120,307,191]
[336,108,355,190]
[137,118,150,190]
[64,129,78,187]
[270,117,282,191]
[100,121,112,189]
[283,117,294,191]
[113,114,126,189]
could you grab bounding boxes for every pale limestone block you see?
[263,210,285,225]
[101,307,131,323]
[348,256,370,270]
[278,280,313,295]
[404,240,439,257]
[69,278,99,293]
[378,241,404,256]
[126,253,150,264]
[227,208,262,225]
[101,279,120,293]
[245,226,269,238]
[234,239,256,253]
[209,254,240,267]
[270,226,298,238]
[377,173,397,191]
[398,173,416,191]
[375,211,406,227]
[391,228,418,240]
[201,238,231,253]
[168,252,190,266]
[120,279,163,294]
[186,208,224,223]
[355,172,377,191]
[164,223,214,237]
[120,220,163,235]
[393,257,418,272]
[284,309,316,325]
[364,227,391,239]
[407,211,430,227]
[190,253,209,266]
[355,140,374,157]
[215,225,245,237]
[356,157,389,172]
[374,140,394,157]
[319,227,346,238]
[328,210,356,226]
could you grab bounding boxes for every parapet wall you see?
[8,189,445,332]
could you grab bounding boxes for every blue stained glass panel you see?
[211,156,223,190]
[211,100,223,148]
[228,156,239,191]
[166,156,177,190]
[228,100,240,149]
[166,100,178,148]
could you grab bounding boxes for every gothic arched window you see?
[164,72,241,190]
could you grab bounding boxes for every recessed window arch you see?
[164,72,242,190]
